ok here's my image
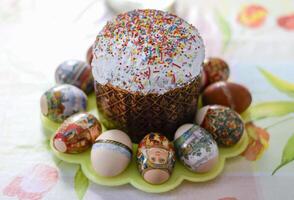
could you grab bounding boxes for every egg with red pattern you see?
[53,113,102,153]
[203,57,230,86]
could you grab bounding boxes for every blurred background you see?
[1,0,294,200]
[1,0,294,102]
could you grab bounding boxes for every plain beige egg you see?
[143,169,170,185]
[91,129,133,177]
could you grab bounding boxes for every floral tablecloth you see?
[1,0,294,199]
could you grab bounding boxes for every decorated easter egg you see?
[196,105,244,147]
[200,69,207,91]
[137,133,175,184]
[40,84,87,123]
[53,113,102,154]
[202,81,252,113]
[91,130,133,177]
[174,124,219,173]
[86,45,93,65]
[55,60,94,94]
[203,57,230,86]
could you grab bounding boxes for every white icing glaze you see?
[92,9,205,94]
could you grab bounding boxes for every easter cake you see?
[92,9,205,142]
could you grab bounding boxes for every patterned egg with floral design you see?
[174,124,219,173]
[137,132,176,185]
[53,112,102,154]
[203,57,230,86]
[55,60,94,94]
[40,84,87,123]
[196,105,244,147]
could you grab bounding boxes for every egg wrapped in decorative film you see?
[196,105,244,147]
[174,124,219,173]
[40,84,87,123]
[55,60,94,94]
[203,57,230,86]
[137,133,175,185]
[53,113,102,154]
[91,130,133,177]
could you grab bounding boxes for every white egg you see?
[91,129,133,177]
[174,124,219,173]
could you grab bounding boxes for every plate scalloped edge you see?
[42,94,249,193]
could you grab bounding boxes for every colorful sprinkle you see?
[92,9,205,94]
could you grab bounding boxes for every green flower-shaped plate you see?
[42,94,249,193]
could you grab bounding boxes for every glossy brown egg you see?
[202,81,252,113]
[203,57,230,85]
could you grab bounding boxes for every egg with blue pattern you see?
[40,84,87,123]
[91,130,133,177]
[55,60,94,94]
[174,124,219,173]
